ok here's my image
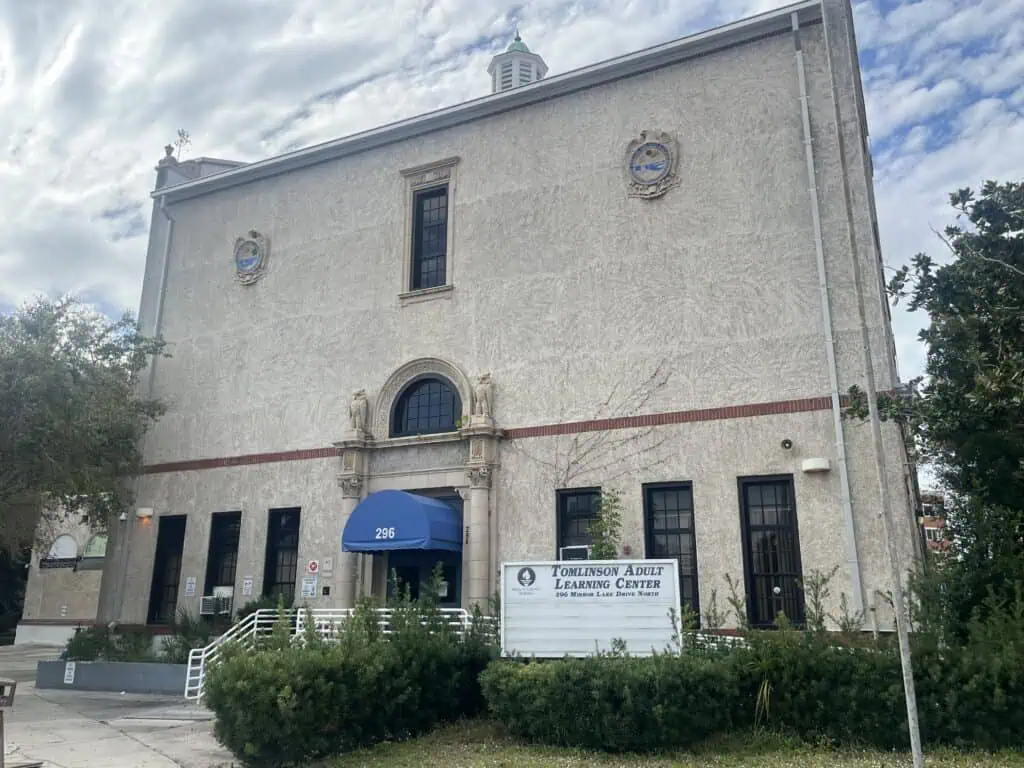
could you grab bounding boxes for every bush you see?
[65,625,156,662]
[203,596,497,767]
[481,629,1024,753]
[481,651,745,751]
[160,609,224,664]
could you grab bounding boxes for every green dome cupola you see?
[488,29,548,94]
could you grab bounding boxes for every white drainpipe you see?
[791,11,864,615]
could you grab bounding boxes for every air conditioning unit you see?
[559,545,590,561]
[200,586,235,616]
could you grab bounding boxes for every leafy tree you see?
[849,180,1024,638]
[589,488,624,560]
[0,296,166,551]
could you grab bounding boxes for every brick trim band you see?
[142,395,836,475]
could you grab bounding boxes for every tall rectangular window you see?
[204,511,242,595]
[411,185,448,290]
[263,507,300,601]
[557,488,600,554]
[147,515,186,625]
[644,483,699,617]
[739,476,805,628]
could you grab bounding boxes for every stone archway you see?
[370,357,473,441]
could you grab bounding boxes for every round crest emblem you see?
[624,130,680,199]
[233,230,269,285]
[516,567,536,588]
[629,142,671,186]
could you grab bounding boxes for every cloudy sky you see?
[1,0,1022,385]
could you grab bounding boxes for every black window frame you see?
[263,507,301,602]
[204,511,242,595]
[390,376,461,437]
[147,515,187,625]
[643,481,700,619]
[556,487,601,554]
[737,475,805,628]
[410,184,448,291]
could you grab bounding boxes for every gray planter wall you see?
[36,660,186,696]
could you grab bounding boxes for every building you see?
[73,0,923,639]
[918,490,950,554]
[14,514,107,645]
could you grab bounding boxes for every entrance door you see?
[148,516,187,624]
[384,492,462,608]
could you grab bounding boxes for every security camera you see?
[781,439,793,450]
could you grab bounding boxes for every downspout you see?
[791,12,864,615]
[111,195,175,623]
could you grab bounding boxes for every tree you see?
[0,296,167,552]
[851,180,1024,638]
[588,488,624,560]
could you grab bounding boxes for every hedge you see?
[202,600,496,768]
[480,631,1024,752]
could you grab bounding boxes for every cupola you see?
[487,30,548,94]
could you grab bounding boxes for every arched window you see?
[46,535,78,560]
[391,377,461,437]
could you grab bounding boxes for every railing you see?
[184,607,496,701]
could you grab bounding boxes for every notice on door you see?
[500,559,681,658]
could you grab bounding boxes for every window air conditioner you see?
[200,586,235,616]
[559,545,590,561]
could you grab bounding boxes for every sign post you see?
[500,559,681,657]
[0,678,43,768]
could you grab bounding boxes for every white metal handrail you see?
[184,607,497,700]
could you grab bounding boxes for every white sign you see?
[63,661,76,685]
[301,576,318,599]
[322,557,334,575]
[500,559,681,658]
[242,577,254,597]
[184,576,197,597]
[306,559,320,575]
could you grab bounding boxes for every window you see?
[501,61,514,90]
[148,516,186,624]
[739,477,804,628]
[390,377,461,437]
[45,535,78,560]
[644,483,699,617]
[263,508,300,601]
[557,488,601,553]
[82,535,108,559]
[204,511,242,594]
[411,186,448,290]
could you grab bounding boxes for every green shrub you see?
[65,625,156,662]
[160,608,225,664]
[203,596,497,767]
[481,652,745,751]
[481,629,1024,753]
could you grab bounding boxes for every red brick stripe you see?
[141,395,838,475]
[502,396,833,439]
[144,446,337,474]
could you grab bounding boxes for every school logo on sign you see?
[516,567,536,588]
[233,230,270,285]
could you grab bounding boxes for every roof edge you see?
[154,0,821,204]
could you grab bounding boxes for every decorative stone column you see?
[462,374,500,612]
[334,390,370,609]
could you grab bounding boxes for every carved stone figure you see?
[349,389,369,433]
[472,373,494,418]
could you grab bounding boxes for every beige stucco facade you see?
[95,0,923,632]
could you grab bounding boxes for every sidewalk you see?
[1,646,233,768]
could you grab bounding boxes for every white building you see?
[69,0,921,641]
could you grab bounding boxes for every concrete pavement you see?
[1,646,234,768]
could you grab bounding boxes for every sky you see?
[1,0,1022,387]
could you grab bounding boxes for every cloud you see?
[0,0,1021,402]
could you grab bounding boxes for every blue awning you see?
[342,490,463,553]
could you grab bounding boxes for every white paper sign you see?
[242,577,254,597]
[501,559,681,658]
[63,661,77,685]
[301,576,318,599]
[184,576,197,597]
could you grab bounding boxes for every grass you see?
[314,720,1024,767]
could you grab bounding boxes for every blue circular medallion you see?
[629,142,671,186]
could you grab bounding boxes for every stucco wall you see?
[136,20,893,466]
